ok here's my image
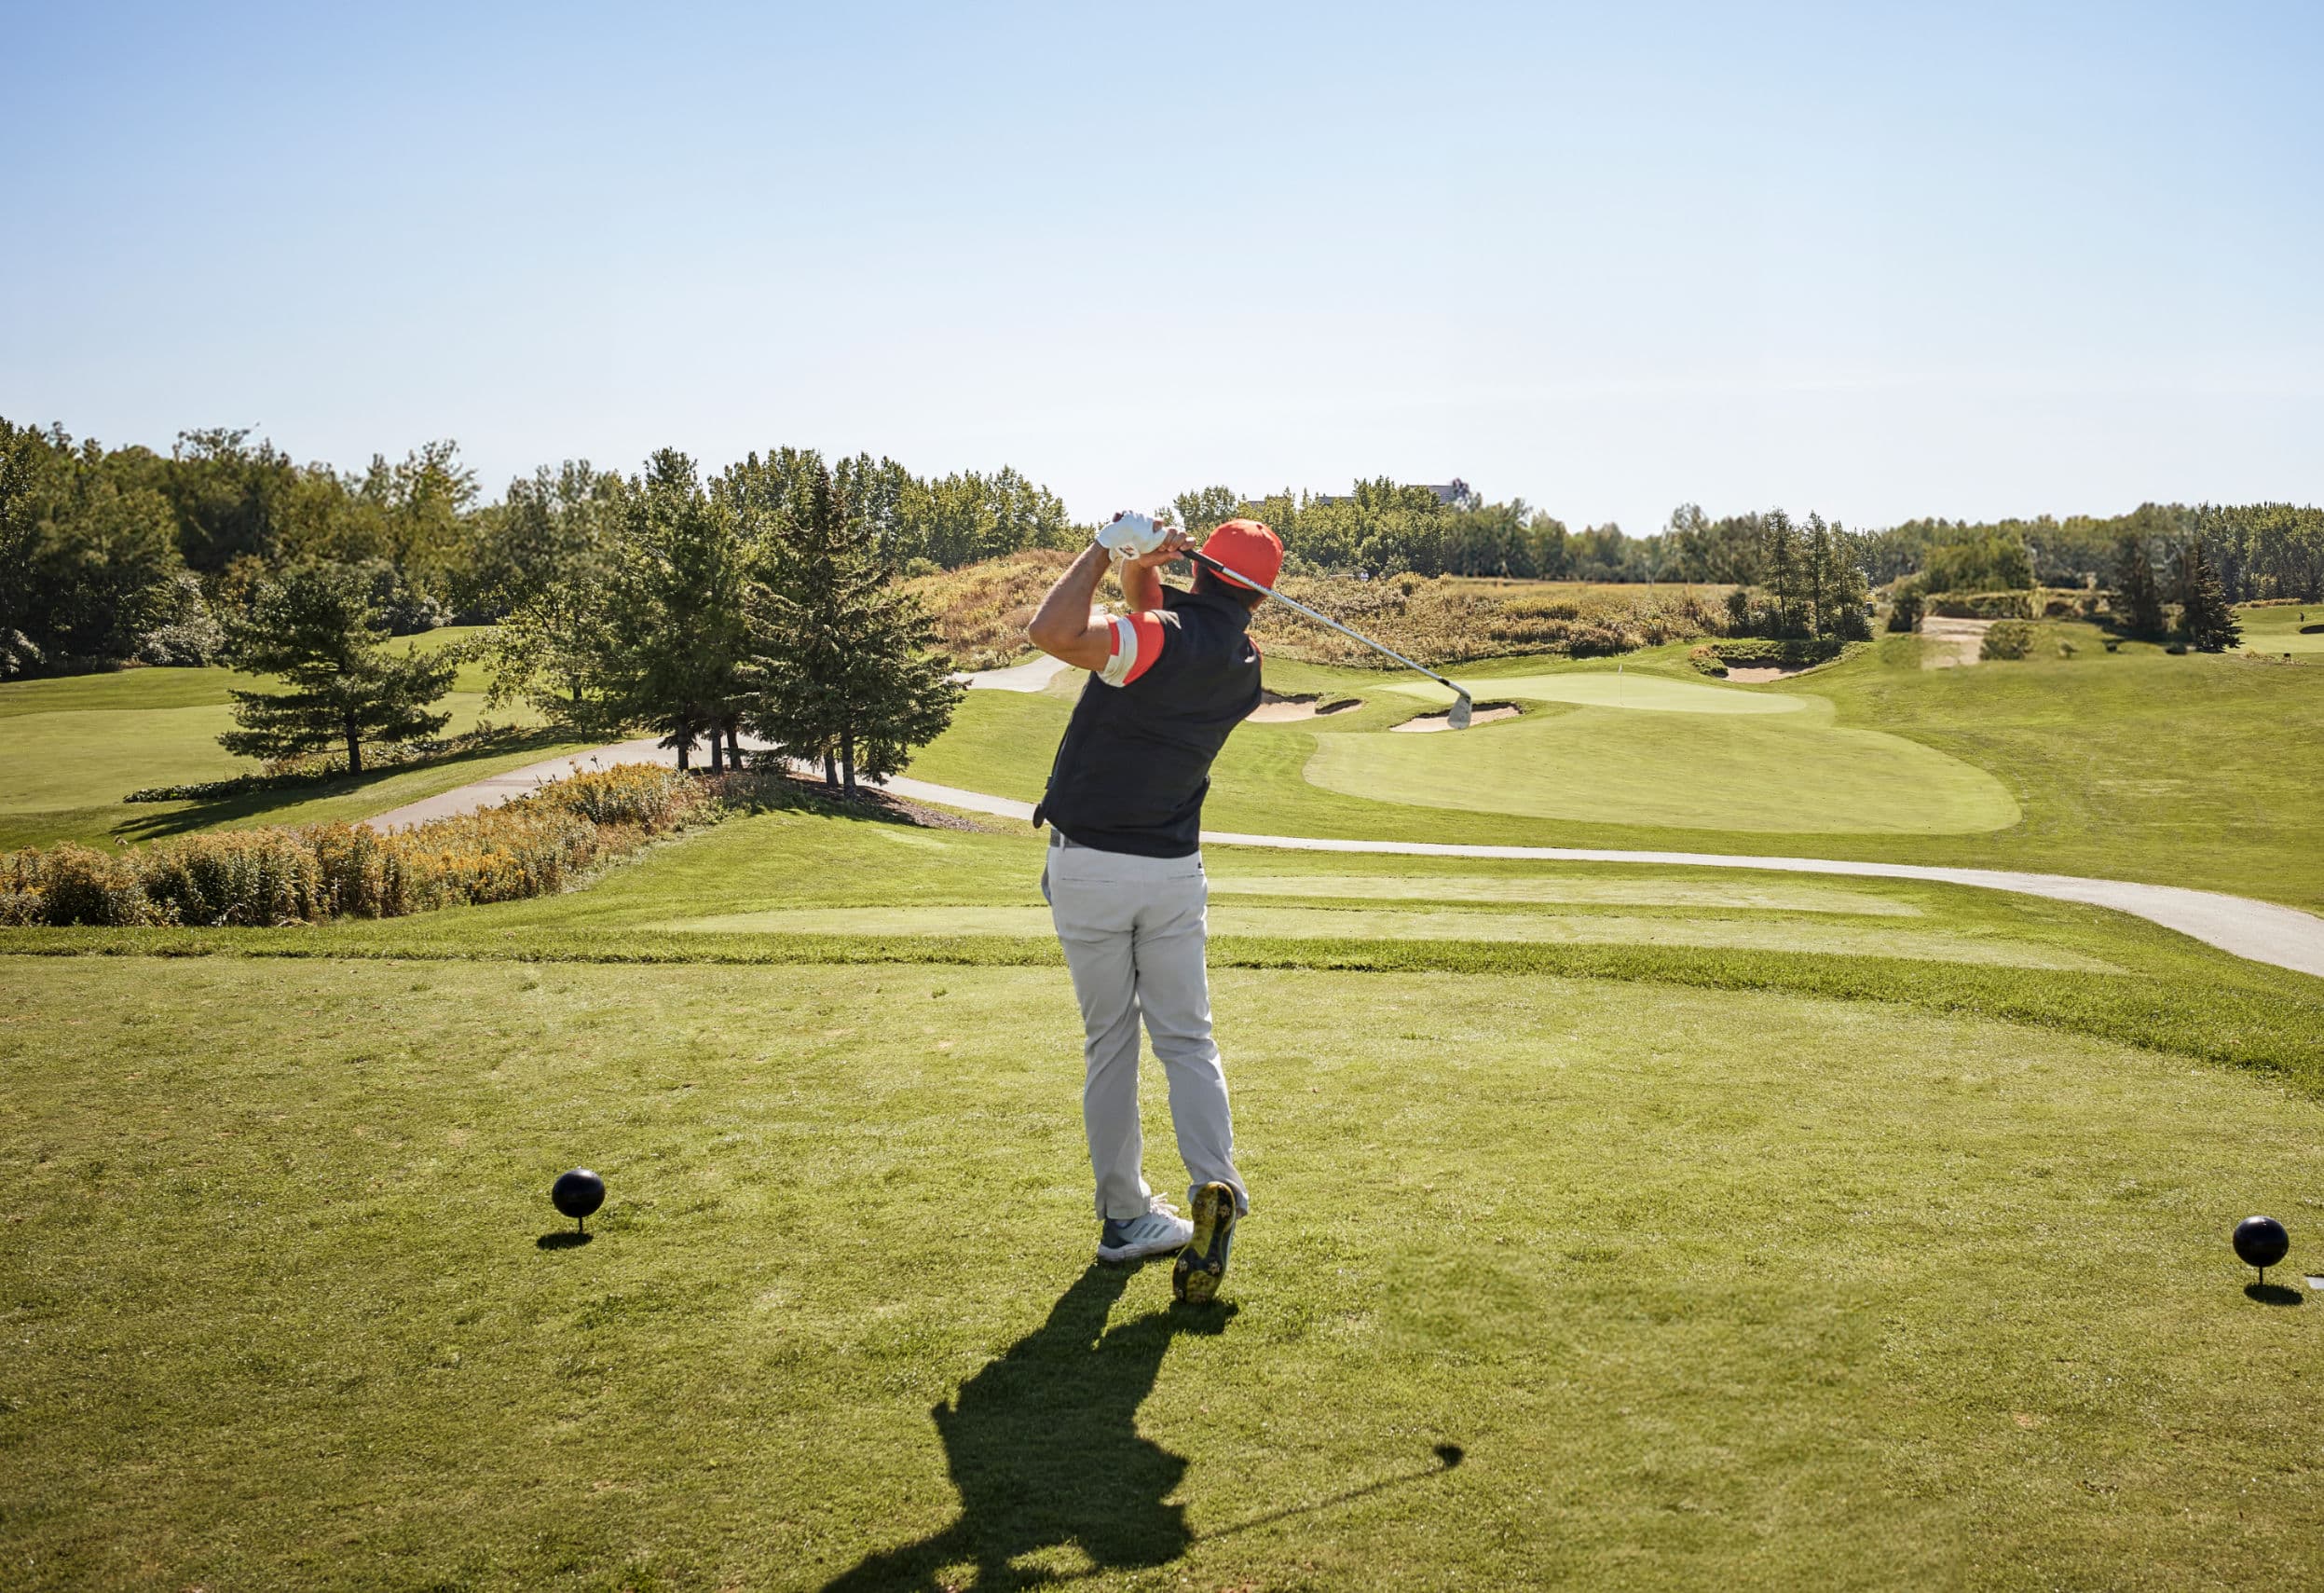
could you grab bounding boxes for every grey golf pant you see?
[1042,835,1248,1223]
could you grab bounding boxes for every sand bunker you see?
[1390,702,1521,733]
[1919,616,1990,670]
[1248,692,1362,723]
[1723,665,1807,683]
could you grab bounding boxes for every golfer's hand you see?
[1129,528,1194,570]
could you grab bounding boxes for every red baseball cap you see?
[1201,519,1282,593]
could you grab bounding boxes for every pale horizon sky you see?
[4,1,2318,535]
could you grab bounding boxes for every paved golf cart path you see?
[368,738,2324,980]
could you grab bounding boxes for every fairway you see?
[902,633,2324,911]
[662,902,2112,968]
[7,954,2321,1590]
[1305,705,2021,833]
[0,631,570,850]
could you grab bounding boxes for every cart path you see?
[368,743,2324,981]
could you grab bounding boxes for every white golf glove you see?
[1096,512,1169,557]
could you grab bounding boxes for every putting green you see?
[1386,672,1804,715]
[2235,604,2324,656]
[663,903,2106,968]
[1304,707,2021,835]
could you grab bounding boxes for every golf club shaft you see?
[1184,550,1471,705]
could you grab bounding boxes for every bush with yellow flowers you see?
[0,763,714,928]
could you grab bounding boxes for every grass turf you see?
[0,629,573,850]
[905,622,2324,910]
[2235,600,2324,657]
[6,955,2323,1590]
[12,804,2323,1093]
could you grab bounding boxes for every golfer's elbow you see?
[1027,609,1095,659]
[1028,611,1109,670]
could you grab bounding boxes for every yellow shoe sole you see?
[1173,1182,1237,1304]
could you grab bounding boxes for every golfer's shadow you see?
[822,1263,1234,1591]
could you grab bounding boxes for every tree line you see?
[218,448,962,790]
[0,418,1074,680]
[1852,501,2324,601]
[1169,479,1649,582]
[7,413,2312,694]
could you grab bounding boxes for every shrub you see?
[0,627,46,680]
[1887,584,1925,633]
[1,844,157,927]
[1980,621,2037,661]
[1688,644,1728,678]
[534,762,690,828]
[1712,638,1842,668]
[4,763,717,929]
[142,829,326,926]
[133,575,226,666]
[1927,591,2036,621]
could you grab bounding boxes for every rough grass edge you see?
[6,929,2319,1098]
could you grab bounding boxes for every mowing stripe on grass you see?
[660,904,2112,970]
[9,928,2320,1096]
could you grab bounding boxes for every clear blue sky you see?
[4,1,2317,534]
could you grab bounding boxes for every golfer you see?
[1025,513,1281,1302]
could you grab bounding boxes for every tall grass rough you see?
[0,763,712,927]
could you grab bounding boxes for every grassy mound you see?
[902,555,1734,673]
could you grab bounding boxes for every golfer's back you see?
[1033,584,1263,858]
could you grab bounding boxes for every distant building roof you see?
[1315,479,1470,507]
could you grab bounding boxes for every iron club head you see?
[1448,693,1473,731]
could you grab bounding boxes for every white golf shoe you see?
[1096,1196,1194,1263]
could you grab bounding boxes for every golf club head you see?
[1449,694,1473,731]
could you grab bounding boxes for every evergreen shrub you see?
[1980,621,2037,660]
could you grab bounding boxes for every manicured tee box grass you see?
[4,956,2320,1589]
[0,629,573,851]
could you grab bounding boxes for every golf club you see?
[1183,547,1475,729]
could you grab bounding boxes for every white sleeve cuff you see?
[1097,615,1137,688]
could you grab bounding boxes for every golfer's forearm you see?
[1119,558,1164,612]
[1027,544,1112,656]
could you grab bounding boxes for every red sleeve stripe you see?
[1121,611,1164,684]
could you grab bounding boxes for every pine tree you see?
[590,451,749,769]
[2115,535,2167,639]
[740,455,964,791]
[2174,540,2242,652]
[1826,536,1874,640]
[1760,510,1802,637]
[1803,514,1836,639]
[218,560,456,774]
